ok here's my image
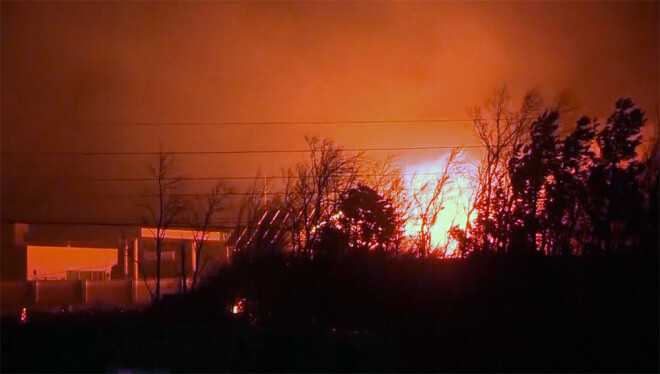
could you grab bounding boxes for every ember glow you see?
[230,298,246,315]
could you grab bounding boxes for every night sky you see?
[2,1,658,227]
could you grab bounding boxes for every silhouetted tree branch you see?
[280,136,364,256]
[409,147,461,257]
[141,152,184,302]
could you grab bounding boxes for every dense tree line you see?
[151,91,657,264]
[232,94,656,259]
[451,95,657,257]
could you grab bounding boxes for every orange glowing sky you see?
[2,1,658,237]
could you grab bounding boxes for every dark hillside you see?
[2,253,657,372]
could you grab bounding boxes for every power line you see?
[85,172,449,182]
[1,219,285,230]
[94,192,287,197]
[2,145,482,157]
[1,220,147,227]
[101,118,478,127]
[90,186,462,198]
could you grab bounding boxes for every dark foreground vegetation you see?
[2,251,658,372]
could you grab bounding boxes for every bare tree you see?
[280,136,363,255]
[233,170,271,253]
[141,152,184,302]
[186,183,229,293]
[362,154,412,254]
[458,161,480,237]
[449,160,481,257]
[281,166,308,252]
[409,148,461,257]
[469,86,542,253]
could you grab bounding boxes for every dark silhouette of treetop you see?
[453,94,653,257]
[336,185,397,252]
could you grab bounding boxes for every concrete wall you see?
[35,281,82,306]
[1,281,32,308]
[0,278,188,313]
[133,278,181,305]
[85,280,133,307]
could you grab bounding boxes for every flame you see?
[230,298,246,315]
[405,156,475,257]
[20,307,27,323]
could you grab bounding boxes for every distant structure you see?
[121,227,229,282]
[1,222,29,280]
[0,222,231,312]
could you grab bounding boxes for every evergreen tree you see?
[587,98,646,253]
[508,111,560,254]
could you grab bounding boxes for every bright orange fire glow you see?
[27,245,117,280]
[405,155,475,257]
[231,298,246,315]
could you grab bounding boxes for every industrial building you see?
[0,222,230,312]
